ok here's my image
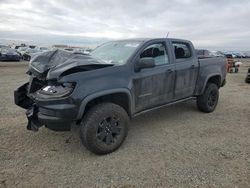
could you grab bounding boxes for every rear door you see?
[132,40,175,112]
[171,40,199,99]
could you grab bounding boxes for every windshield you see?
[90,41,141,65]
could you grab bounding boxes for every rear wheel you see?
[197,83,219,113]
[80,103,129,155]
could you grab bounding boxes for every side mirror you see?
[135,57,155,72]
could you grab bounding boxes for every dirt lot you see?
[0,59,250,188]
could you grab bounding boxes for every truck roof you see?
[113,38,192,44]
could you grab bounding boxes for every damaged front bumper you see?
[14,82,78,131]
[26,106,42,131]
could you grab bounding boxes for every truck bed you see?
[195,56,227,95]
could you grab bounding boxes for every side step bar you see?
[133,97,196,117]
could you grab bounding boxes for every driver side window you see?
[140,43,169,66]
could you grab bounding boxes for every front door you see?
[133,41,175,112]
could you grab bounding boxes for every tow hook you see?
[26,106,42,131]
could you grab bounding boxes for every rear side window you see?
[172,42,192,59]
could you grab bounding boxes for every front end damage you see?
[14,79,76,131]
[14,82,41,131]
[14,49,113,131]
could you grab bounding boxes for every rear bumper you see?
[14,83,77,131]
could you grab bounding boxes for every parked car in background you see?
[210,51,225,57]
[36,47,49,52]
[83,48,92,54]
[0,45,8,48]
[225,52,246,59]
[233,52,245,58]
[196,49,212,58]
[17,47,29,56]
[196,49,225,58]
[72,48,93,55]
[0,48,21,61]
[225,54,239,73]
[243,52,250,58]
[13,45,25,50]
[62,47,93,54]
[29,45,36,49]
[41,47,48,52]
[23,48,40,61]
[63,48,74,52]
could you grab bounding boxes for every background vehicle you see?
[196,49,225,58]
[246,68,250,83]
[22,48,40,61]
[83,48,92,54]
[233,52,245,58]
[210,51,225,57]
[243,52,250,58]
[63,48,74,52]
[0,45,8,48]
[0,48,21,61]
[37,47,49,52]
[17,47,29,56]
[13,45,24,50]
[225,54,239,73]
[29,45,36,49]
[196,49,213,58]
[15,38,227,155]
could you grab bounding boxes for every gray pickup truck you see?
[14,38,227,154]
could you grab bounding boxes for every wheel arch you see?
[77,88,132,120]
[201,74,221,94]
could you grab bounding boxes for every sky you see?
[0,0,250,50]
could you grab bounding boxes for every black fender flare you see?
[76,88,133,120]
[201,74,221,94]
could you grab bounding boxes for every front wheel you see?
[80,103,129,155]
[197,83,219,113]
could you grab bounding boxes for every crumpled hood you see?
[29,49,113,80]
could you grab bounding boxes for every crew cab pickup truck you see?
[14,38,227,155]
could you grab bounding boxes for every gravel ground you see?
[0,59,250,188]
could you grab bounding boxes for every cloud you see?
[0,0,250,50]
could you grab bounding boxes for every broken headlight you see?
[37,82,75,98]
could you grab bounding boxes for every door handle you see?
[190,65,195,69]
[167,69,173,73]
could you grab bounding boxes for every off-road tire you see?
[80,103,129,155]
[197,83,219,113]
